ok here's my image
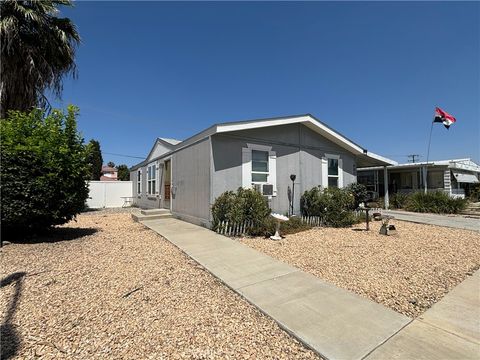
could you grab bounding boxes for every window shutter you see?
[269,151,277,195]
[242,148,252,188]
[338,158,344,188]
[321,157,328,188]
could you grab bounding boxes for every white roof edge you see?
[358,158,480,172]
[364,151,397,166]
[159,137,182,145]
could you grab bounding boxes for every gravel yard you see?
[239,220,480,318]
[1,212,319,359]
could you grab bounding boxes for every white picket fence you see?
[214,220,259,236]
[300,215,324,226]
[214,208,383,236]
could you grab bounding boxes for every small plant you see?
[390,192,409,209]
[404,191,467,214]
[211,188,270,235]
[345,183,369,209]
[300,186,357,227]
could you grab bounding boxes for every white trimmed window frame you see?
[147,163,157,195]
[322,153,343,188]
[242,143,277,196]
[137,169,142,194]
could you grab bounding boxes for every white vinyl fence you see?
[87,181,133,208]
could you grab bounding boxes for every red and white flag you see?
[433,107,456,129]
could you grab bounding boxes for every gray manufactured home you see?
[130,114,395,227]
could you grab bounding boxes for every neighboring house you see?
[100,165,118,181]
[130,114,395,227]
[358,158,480,200]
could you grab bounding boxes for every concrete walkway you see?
[383,209,480,231]
[141,217,410,360]
[141,217,480,360]
[366,271,480,359]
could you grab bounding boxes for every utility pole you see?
[407,154,420,163]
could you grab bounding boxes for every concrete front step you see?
[141,209,171,216]
[132,212,172,222]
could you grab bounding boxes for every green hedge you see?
[300,186,357,227]
[404,191,467,214]
[211,188,271,235]
[0,106,90,236]
[211,188,312,237]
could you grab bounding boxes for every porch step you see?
[132,211,172,222]
[141,209,171,216]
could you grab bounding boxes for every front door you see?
[163,159,171,209]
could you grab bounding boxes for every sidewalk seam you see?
[235,269,300,291]
[360,319,414,360]
[416,319,480,345]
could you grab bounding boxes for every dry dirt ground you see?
[240,220,480,318]
[1,212,319,360]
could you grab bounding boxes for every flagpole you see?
[424,121,434,194]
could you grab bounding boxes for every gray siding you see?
[171,138,211,226]
[211,123,357,215]
[130,166,160,209]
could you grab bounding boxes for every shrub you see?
[211,188,270,234]
[256,216,312,237]
[300,186,356,227]
[0,106,90,236]
[390,192,409,209]
[469,183,480,202]
[404,191,467,214]
[345,183,368,209]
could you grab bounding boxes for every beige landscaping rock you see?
[239,220,480,318]
[1,212,319,359]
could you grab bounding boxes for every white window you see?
[137,169,142,194]
[242,144,277,195]
[147,164,157,195]
[252,150,269,183]
[323,154,343,188]
[328,158,339,188]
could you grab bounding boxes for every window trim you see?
[324,153,343,188]
[147,163,157,195]
[242,143,277,196]
[137,169,142,194]
[251,149,270,184]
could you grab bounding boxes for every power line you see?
[407,154,421,163]
[102,152,144,160]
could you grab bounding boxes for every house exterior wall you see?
[147,141,173,161]
[210,123,357,215]
[171,138,211,226]
[131,165,161,209]
[130,139,211,224]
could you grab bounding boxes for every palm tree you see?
[0,0,80,118]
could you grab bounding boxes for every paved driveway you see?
[383,210,480,231]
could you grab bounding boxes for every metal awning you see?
[452,171,479,183]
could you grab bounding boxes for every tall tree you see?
[0,0,80,118]
[1,106,90,236]
[117,164,130,181]
[86,140,102,180]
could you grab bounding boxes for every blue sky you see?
[53,1,479,167]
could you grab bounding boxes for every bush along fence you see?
[214,208,382,237]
